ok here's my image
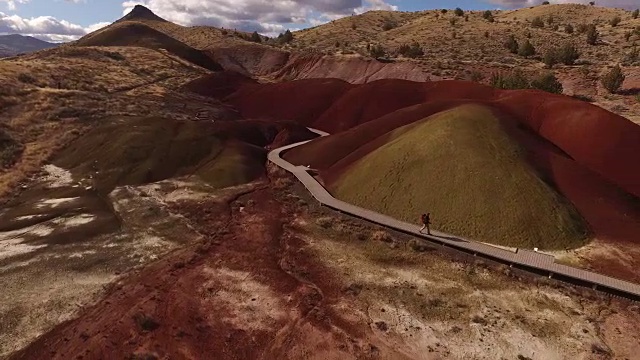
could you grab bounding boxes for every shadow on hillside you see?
[618,88,640,96]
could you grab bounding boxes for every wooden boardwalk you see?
[268,129,640,301]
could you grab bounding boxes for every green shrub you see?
[623,46,639,65]
[470,70,484,82]
[454,8,464,16]
[441,9,448,14]
[543,50,559,68]
[633,9,639,19]
[586,25,598,45]
[482,10,495,22]
[490,70,530,90]
[518,39,536,57]
[556,43,580,65]
[601,65,625,93]
[104,51,126,61]
[542,43,580,67]
[565,24,574,34]
[397,42,424,58]
[277,30,293,44]
[572,94,594,102]
[504,34,519,54]
[250,31,262,43]
[382,18,397,31]
[542,0,550,4]
[490,70,562,94]
[531,16,545,28]
[576,23,589,34]
[547,16,554,25]
[17,73,37,84]
[369,44,386,58]
[609,16,621,27]
[531,72,563,94]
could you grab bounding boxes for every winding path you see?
[268,128,640,301]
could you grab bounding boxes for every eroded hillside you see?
[1,3,640,359]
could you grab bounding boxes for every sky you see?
[0,0,637,42]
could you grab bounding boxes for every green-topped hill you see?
[331,104,589,249]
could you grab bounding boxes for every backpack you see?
[420,214,427,223]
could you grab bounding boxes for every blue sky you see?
[0,0,635,42]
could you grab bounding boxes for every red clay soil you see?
[228,78,640,200]
[211,119,316,147]
[289,99,640,248]
[226,78,352,126]
[9,183,391,360]
[181,70,257,99]
[228,77,640,247]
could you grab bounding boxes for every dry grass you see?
[0,45,224,200]
[332,104,589,249]
[301,216,626,359]
[79,18,251,51]
[291,4,638,67]
[287,4,640,122]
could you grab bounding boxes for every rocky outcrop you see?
[209,44,432,84]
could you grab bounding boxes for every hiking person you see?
[419,213,431,235]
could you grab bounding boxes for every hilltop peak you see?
[118,4,168,23]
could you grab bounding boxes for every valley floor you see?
[2,163,639,360]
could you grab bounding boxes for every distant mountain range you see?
[0,34,58,58]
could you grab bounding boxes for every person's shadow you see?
[421,232,466,243]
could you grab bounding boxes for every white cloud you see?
[122,0,398,36]
[84,21,110,33]
[0,0,28,11]
[487,0,638,9]
[0,12,109,42]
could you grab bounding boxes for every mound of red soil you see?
[181,71,257,99]
[227,78,640,244]
[76,22,222,72]
[227,78,352,126]
[230,78,640,200]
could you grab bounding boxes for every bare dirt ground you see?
[4,164,640,360]
[0,45,238,200]
[549,239,640,285]
[1,6,639,356]
[0,162,228,357]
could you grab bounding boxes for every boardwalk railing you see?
[268,128,640,301]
